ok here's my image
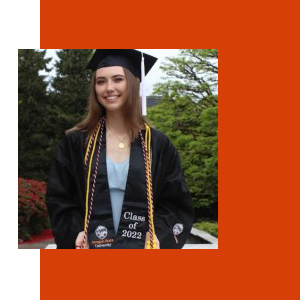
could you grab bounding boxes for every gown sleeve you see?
[153,134,194,249]
[45,133,84,249]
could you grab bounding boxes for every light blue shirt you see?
[106,157,129,234]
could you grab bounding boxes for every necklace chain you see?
[106,124,127,149]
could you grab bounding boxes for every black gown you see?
[45,127,194,249]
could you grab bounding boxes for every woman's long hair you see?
[66,67,148,141]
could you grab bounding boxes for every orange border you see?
[41,0,300,298]
[41,1,231,300]
[40,0,219,48]
[41,249,223,298]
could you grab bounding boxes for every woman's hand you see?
[75,231,89,249]
[144,232,160,249]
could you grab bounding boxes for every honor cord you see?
[83,118,105,248]
[141,124,157,249]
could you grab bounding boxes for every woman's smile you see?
[104,95,121,101]
[95,66,128,112]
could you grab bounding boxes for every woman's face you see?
[95,66,128,113]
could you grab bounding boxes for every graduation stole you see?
[82,118,157,249]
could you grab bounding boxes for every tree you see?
[147,49,218,220]
[18,49,95,181]
[50,49,94,140]
[154,49,218,107]
[18,49,52,180]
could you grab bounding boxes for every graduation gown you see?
[45,127,194,249]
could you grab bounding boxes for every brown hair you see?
[66,67,148,141]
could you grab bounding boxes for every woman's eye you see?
[97,81,105,85]
[115,77,123,82]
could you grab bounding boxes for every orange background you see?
[40,0,299,299]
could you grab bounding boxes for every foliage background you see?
[18,49,218,222]
[147,49,218,220]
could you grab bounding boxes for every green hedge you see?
[194,222,218,238]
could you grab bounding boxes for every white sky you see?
[44,49,181,96]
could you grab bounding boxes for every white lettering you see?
[124,212,131,219]
[123,211,145,222]
[122,230,142,239]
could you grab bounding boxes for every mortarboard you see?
[87,49,158,116]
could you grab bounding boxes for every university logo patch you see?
[95,225,108,239]
[173,223,184,235]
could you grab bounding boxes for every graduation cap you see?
[87,49,158,116]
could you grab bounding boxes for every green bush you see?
[18,178,50,241]
[194,222,218,238]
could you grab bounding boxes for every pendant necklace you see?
[107,125,127,149]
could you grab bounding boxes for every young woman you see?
[46,49,194,249]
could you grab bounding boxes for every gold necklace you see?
[107,125,127,149]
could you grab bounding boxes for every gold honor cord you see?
[82,118,105,248]
[84,125,101,231]
[145,124,157,249]
[84,131,95,165]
